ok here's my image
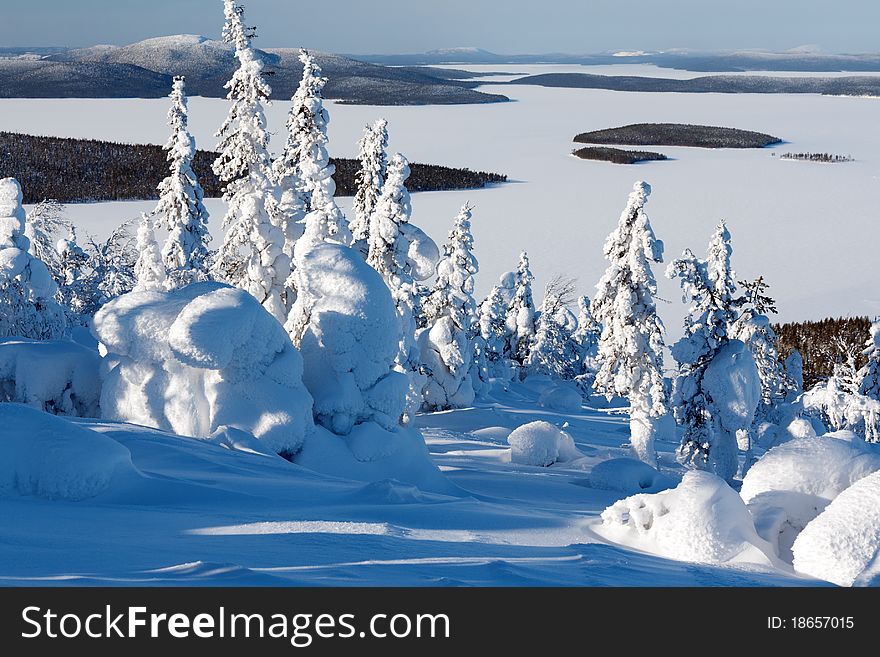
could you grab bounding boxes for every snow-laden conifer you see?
[211,0,289,322]
[351,118,388,253]
[154,76,211,290]
[504,251,536,369]
[133,213,165,292]
[593,181,668,464]
[858,319,880,400]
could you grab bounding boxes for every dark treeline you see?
[0,131,506,204]
[572,146,667,165]
[778,152,854,163]
[574,123,781,149]
[774,316,871,389]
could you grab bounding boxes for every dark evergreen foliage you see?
[774,316,871,389]
[572,146,667,164]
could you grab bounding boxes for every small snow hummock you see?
[93,282,314,456]
[289,242,409,435]
[598,471,774,564]
[507,420,583,466]
[538,381,583,411]
[589,457,676,494]
[740,433,880,559]
[0,403,137,501]
[0,338,101,417]
[792,470,880,586]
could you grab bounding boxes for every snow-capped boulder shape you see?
[507,420,583,466]
[792,470,880,586]
[589,457,676,494]
[93,282,314,456]
[0,178,65,340]
[599,471,773,564]
[538,383,583,411]
[0,404,137,501]
[0,338,101,417]
[292,243,409,434]
[740,433,880,560]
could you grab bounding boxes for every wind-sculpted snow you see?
[507,420,583,466]
[792,470,880,586]
[0,403,137,501]
[93,282,314,456]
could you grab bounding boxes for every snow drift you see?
[792,470,880,586]
[589,457,675,494]
[507,420,583,466]
[0,403,137,500]
[292,243,409,435]
[740,433,880,559]
[93,282,314,455]
[0,338,101,417]
[598,471,773,564]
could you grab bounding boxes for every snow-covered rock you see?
[0,403,137,501]
[792,470,880,586]
[507,420,583,466]
[294,423,456,495]
[292,243,409,434]
[588,457,676,494]
[599,471,773,563]
[538,383,583,411]
[93,282,314,456]
[0,338,101,417]
[741,433,880,560]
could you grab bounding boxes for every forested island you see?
[574,123,782,149]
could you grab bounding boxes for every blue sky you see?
[1,0,877,53]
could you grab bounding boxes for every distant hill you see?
[508,72,880,97]
[0,35,508,105]
[0,131,507,204]
[575,124,781,149]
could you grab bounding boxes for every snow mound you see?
[0,404,137,500]
[507,420,583,466]
[538,383,583,411]
[740,434,880,559]
[93,282,314,455]
[0,338,101,417]
[792,471,880,586]
[293,243,409,434]
[589,457,675,494]
[294,423,456,495]
[599,471,772,564]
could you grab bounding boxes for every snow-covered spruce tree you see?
[731,276,792,423]
[858,319,880,400]
[364,152,438,420]
[504,251,536,371]
[668,221,760,482]
[25,199,69,285]
[479,284,512,377]
[211,0,290,323]
[420,203,479,410]
[0,177,66,340]
[133,213,166,292]
[350,118,389,254]
[526,277,581,380]
[572,294,601,392]
[83,221,137,312]
[55,229,92,322]
[593,181,668,465]
[785,349,804,398]
[154,75,211,290]
[276,49,350,252]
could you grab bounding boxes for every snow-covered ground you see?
[7,63,880,328]
[0,383,817,586]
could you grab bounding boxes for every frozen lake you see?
[4,64,879,326]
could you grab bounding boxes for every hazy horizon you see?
[2,0,878,54]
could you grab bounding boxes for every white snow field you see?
[0,387,822,587]
[7,63,880,327]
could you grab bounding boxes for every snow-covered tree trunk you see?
[420,203,479,410]
[593,182,668,465]
[351,118,388,255]
[211,0,289,323]
[0,177,66,340]
[133,213,165,292]
[154,76,211,290]
[504,251,536,372]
